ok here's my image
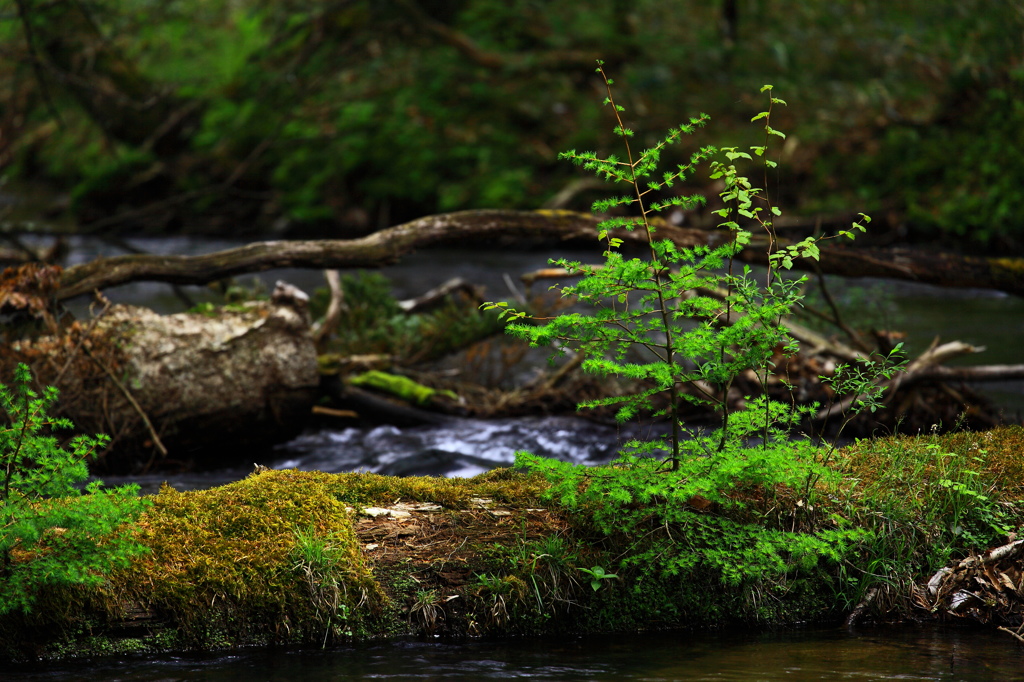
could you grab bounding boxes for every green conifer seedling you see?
[485,63,891,587]
[0,363,150,615]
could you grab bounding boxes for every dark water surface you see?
[8,626,1024,681]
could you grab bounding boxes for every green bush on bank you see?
[482,65,1022,628]
[0,364,150,616]
[485,68,886,610]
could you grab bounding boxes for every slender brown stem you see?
[813,264,871,352]
[598,64,682,469]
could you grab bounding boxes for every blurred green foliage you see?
[312,271,503,363]
[2,0,1021,247]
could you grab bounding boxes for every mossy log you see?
[0,468,835,663]
[3,426,1024,662]
[1,283,318,471]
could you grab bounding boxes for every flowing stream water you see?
[9,233,1024,678]
[74,236,1023,493]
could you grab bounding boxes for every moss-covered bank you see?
[3,427,1024,662]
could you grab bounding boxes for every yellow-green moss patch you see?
[349,370,457,405]
[322,467,548,508]
[93,468,549,648]
[116,469,383,646]
[839,425,1024,501]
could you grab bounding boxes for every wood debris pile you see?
[916,539,1024,638]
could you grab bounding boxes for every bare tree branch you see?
[50,210,1024,301]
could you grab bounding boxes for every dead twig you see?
[81,344,168,462]
[312,270,346,348]
[998,625,1024,645]
[53,295,112,386]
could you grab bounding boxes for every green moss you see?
[116,469,384,647]
[5,439,1024,662]
[840,425,1024,500]
[41,468,548,653]
[827,426,1024,610]
[567,568,836,634]
[186,301,260,317]
[349,370,457,406]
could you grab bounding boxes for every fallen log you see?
[737,243,1024,299]
[900,364,1024,385]
[1,282,319,471]
[49,210,1024,301]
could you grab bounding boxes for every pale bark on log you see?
[6,284,319,470]
[904,364,1024,384]
[52,210,1024,301]
[398,277,481,313]
[738,244,1024,299]
[311,270,345,348]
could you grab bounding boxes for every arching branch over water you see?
[52,210,1024,301]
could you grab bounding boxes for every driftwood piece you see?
[738,244,1024,300]
[398,277,482,313]
[53,210,607,300]
[903,364,1024,385]
[312,269,345,348]
[813,340,992,422]
[50,210,1024,301]
[4,283,320,471]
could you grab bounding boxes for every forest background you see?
[1,0,1022,253]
